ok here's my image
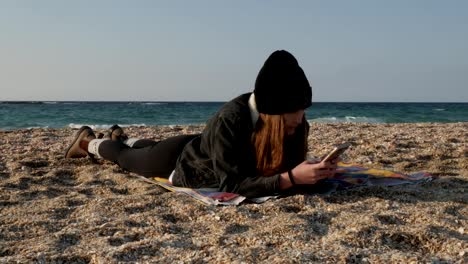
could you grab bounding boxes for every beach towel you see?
[150,162,432,205]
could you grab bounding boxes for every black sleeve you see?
[207,113,281,198]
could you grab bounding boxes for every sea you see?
[0,101,467,130]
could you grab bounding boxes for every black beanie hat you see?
[254,50,312,114]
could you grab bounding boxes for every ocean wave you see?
[309,116,383,123]
[68,123,147,129]
[433,108,445,111]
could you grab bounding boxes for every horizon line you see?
[0,100,467,104]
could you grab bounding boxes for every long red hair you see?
[251,113,307,176]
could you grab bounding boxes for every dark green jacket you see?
[172,93,308,198]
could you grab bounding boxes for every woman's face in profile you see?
[283,109,305,135]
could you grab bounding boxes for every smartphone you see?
[321,142,351,162]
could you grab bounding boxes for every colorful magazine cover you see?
[327,162,433,190]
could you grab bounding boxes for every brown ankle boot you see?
[105,124,128,141]
[64,126,96,159]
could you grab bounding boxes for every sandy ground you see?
[0,123,466,263]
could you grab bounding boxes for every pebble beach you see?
[0,123,467,263]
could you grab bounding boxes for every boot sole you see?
[64,126,91,159]
[110,125,128,141]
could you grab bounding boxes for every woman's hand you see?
[293,159,338,184]
[279,158,339,189]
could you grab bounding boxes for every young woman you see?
[65,50,338,198]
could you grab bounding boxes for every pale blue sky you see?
[1,0,467,102]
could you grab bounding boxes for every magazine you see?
[130,162,432,206]
[152,177,247,205]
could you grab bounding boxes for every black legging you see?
[98,134,200,178]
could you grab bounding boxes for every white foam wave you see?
[68,123,147,129]
[309,116,383,123]
[433,108,445,111]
